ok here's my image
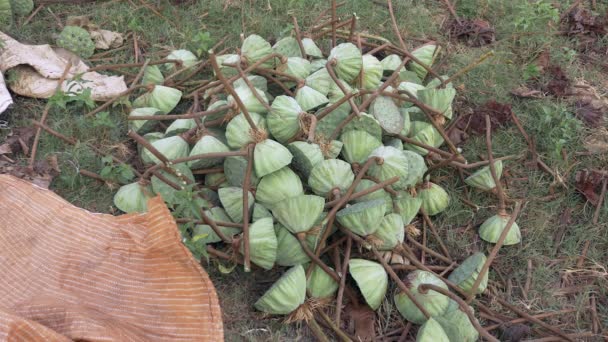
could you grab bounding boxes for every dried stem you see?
[331,0,337,47]
[317,309,353,342]
[234,61,272,112]
[485,115,507,212]
[291,16,307,58]
[387,0,407,50]
[79,169,105,183]
[128,105,232,121]
[128,130,170,165]
[335,236,351,324]
[316,92,355,121]
[307,318,331,342]
[441,0,461,24]
[325,176,399,208]
[592,178,607,224]
[348,14,357,41]
[142,150,247,178]
[420,210,452,260]
[405,235,451,264]
[242,144,254,272]
[326,60,361,116]
[438,51,494,88]
[87,59,179,72]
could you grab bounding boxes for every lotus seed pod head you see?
[343,112,383,141]
[243,217,278,270]
[302,38,323,58]
[113,182,154,213]
[233,75,268,92]
[151,163,194,205]
[228,86,269,114]
[192,207,239,244]
[401,150,427,188]
[416,317,450,342]
[308,159,354,197]
[128,107,162,134]
[203,99,230,123]
[381,54,403,73]
[408,43,440,79]
[225,112,267,149]
[267,95,304,143]
[398,81,426,99]
[339,130,383,164]
[322,140,343,159]
[165,49,198,73]
[287,141,324,179]
[393,191,422,225]
[384,137,404,150]
[352,179,392,208]
[349,259,388,310]
[399,70,423,83]
[138,132,163,155]
[336,199,387,236]
[399,107,412,136]
[307,264,339,299]
[56,26,95,58]
[465,160,503,191]
[214,54,240,78]
[272,36,303,58]
[305,68,332,96]
[417,87,457,120]
[142,64,164,85]
[405,121,444,156]
[254,139,293,177]
[361,54,383,90]
[241,34,274,67]
[252,202,272,221]
[164,118,196,137]
[394,270,450,324]
[218,187,254,223]
[277,57,311,82]
[140,135,189,165]
[370,96,404,135]
[368,146,410,190]
[295,85,329,112]
[434,307,480,342]
[254,264,306,314]
[274,223,310,266]
[315,102,350,139]
[310,58,328,73]
[223,156,260,187]
[478,213,521,245]
[271,194,325,233]
[328,42,363,83]
[447,252,489,294]
[418,182,450,216]
[256,167,304,209]
[187,135,230,169]
[373,213,405,250]
[133,85,182,114]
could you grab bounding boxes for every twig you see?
[87,59,178,72]
[22,4,44,26]
[292,16,307,58]
[418,284,499,342]
[576,240,590,268]
[335,236,351,324]
[127,105,232,121]
[590,296,600,334]
[397,322,412,342]
[438,51,494,88]
[405,235,451,264]
[485,115,507,212]
[29,61,73,171]
[317,309,353,342]
[331,0,337,47]
[242,144,254,272]
[79,169,105,183]
[592,178,607,224]
[421,210,452,260]
[442,0,461,24]
[348,13,357,42]
[524,259,533,301]
[308,318,330,342]
[387,0,407,50]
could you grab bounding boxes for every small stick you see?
[133,33,140,64]
[406,235,452,264]
[387,0,407,50]
[348,13,357,42]
[292,16,307,58]
[590,296,600,334]
[308,318,330,342]
[418,284,499,342]
[365,43,391,56]
[396,134,454,159]
[191,168,224,175]
[310,18,356,40]
[576,240,590,268]
[421,210,452,260]
[29,61,73,171]
[592,178,607,224]
[175,218,243,228]
[79,169,106,183]
[325,176,399,207]
[317,309,353,342]
[438,51,494,88]
[242,144,254,272]
[397,322,412,342]
[466,202,522,302]
[525,332,594,342]
[199,206,232,243]
[485,115,507,212]
[524,259,533,299]
[234,62,271,112]
[335,236,351,324]
[142,150,247,178]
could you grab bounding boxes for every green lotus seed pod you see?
[349,259,388,310]
[416,317,450,342]
[56,26,95,58]
[448,252,488,294]
[478,213,521,245]
[254,265,306,314]
[418,182,449,216]
[394,270,450,324]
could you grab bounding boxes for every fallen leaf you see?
[563,7,607,37]
[468,100,513,135]
[446,19,495,47]
[501,324,531,342]
[574,169,607,206]
[344,304,375,342]
[575,100,604,126]
[510,86,544,99]
[545,65,570,97]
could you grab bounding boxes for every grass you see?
[1,0,607,340]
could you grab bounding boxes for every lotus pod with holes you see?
[151,164,193,205]
[405,121,444,155]
[349,259,388,310]
[113,182,154,213]
[140,135,189,165]
[287,141,324,178]
[225,112,267,149]
[340,130,382,165]
[399,70,422,83]
[273,36,302,58]
[133,85,182,114]
[271,194,325,233]
[227,86,269,115]
[465,160,503,191]
[368,146,410,190]
[295,85,329,112]
[328,77,356,102]
[241,34,274,67]
[275,223,310,266]
[254,264,306,314]
[192,207,239,244]
[343,112,383,141]
[416,318,450,342]
[142,65,164,85]
[188,135,230,169]
[308,159,354,197]
[393,191,422,225]
[254,139,293,177]
[328,42,362,83]
[361,54,383,90]
[307,264,339,299]
[256,167,304,209]
[218,187,254,223]
[56,26,95,58]
[223,156,260,187]
[372,213,405,250]
[242,217,277,270]
[129,107,162,134]
[408,43,439,79]
[381,54,403,73]
[394,270,450,324]
[418,182,449,216]
[385,137,404,150]
[479,214,521,245]
[306,68,331,96]
[417,87,456,120]
[370,96,404,135]
[302,38,323,58]
[267,95,305,143]
[448,252,488,294]
[434,308,479,342]
[336,199,387,236]
[204,99,230,124]
[399,107,412,136]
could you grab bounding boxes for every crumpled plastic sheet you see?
[0,175,224,341]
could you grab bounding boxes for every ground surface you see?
[1,0,607,341]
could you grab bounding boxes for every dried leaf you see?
[563,8,607,37]
[510,86,543,99]
[0,127,36,156]
[575,100,604,126]
[574,169,607,206]
[447,19,495,47]
[345,304,375,342]
[500,324,531,342]
[468,100,513,135]
[545,65,570,97]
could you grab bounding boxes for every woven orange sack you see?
[0,175,223,341]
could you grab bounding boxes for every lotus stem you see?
[331,0,337,47]
[438,51,494,88]
[242,144,254,272]
[128,130,170,165]
[387,0,407,51]
[235,61,272,112]
[326,60,361,116]
[420,210,452,261]
[291,16,307,58]
[418,284,499,342]
[87,58,181,72]
[325,176,399,208]
[485,115,506,212]
[315,92,355,121]
[405,235,451,264]
[366,42,391,56]
[142,150,247,179]
[335,236,351,325]
[79,169,106,183]
[316,309,353,342]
